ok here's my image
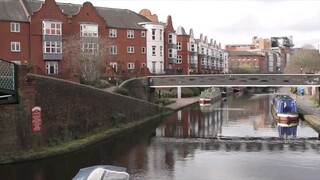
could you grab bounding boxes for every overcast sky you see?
[57,0,320,49]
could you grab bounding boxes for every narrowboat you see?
[270,94,299,127]
[199,87,221,106]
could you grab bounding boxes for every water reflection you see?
[1,93,320,180]
[157,93,317,139]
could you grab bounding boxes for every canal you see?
[1,92,320,180]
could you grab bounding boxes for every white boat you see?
[199,87,221,106]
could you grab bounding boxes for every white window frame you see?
[43,21,62,35]
[127,30,134,39]
[43,41,62,53]
[152,29,156,40]
[127,46,134,53]
[80,24,98,37]
[177,42,182,51]
[168,49,173,58]
[152,46,156,56]
[110,46,117,55]
[160,46,163,56]
[141,47,146,54]
[81,43,99,54]
[109,29,117,38]
[10,22,20,33]
[46,61,58,75]
[168,34,173,44]
[11,42,20,52]
[177,55,182,64]
[127,62,135,70]
[141,31,146,37]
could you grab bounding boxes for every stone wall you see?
[0,66,164,157]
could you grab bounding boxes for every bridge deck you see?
[149,74,320,88]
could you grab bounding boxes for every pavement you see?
[165,97,199,110]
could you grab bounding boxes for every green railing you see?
[0,59,16,91]
[0,59,18,104]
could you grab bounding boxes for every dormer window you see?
[43,21,61,35]
[80,24,98,37]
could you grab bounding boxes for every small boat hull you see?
[271,94,299,127]
[199,98,211,106]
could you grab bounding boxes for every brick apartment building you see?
[0,0,229,81]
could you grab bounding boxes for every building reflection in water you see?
[156,93,279,139]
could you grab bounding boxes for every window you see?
[177,42,182,51]
[152,62,156,73]
[110,62,117,71]
[160,46,163,56]
[10,22,20,33]
[110,46,117,55]
[160,30,162,41]
[109,29,117,38]
[168,34,172,43]
[127,30,134,38]
[11,42,20,52]
[80,24,98,37]
[46,61,58,74]
[141,31,146,37]
[152,46,156,56]
[152,29,156,40]
[177,55,182,64]
[81,43,99,54]
[141,47,146,54]
[191,44,195,52]
[44,41,62,53]
[43,21,61,35]
[127,46,134,53]
[127,62,135,69]
[168,49,173,58]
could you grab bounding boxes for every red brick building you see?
[176,26,190,75]
[164,15,177,75]
[0,0,30,65]
[1,0,151,81]
[228,51,265,73]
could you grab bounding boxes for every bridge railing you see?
[0,59,18,104]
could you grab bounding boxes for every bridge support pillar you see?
[177,86,181,99]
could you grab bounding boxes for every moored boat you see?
[199,87,221,106]
[270,94,299,127]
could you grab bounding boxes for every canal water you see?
[1,92,320,180]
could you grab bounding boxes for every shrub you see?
[189,87,201,96]
[113,87,129,96]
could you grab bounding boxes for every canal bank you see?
[0,112,172,164]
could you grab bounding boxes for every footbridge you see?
[148,74,320,98]
[0,59,18,104]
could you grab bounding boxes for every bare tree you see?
[63,35,109,81]
[284,47,320,74]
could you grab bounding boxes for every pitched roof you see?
[176,26,187,35]
[0,0,29,22]
[96,7,151,29]
[24,0,151,29]
[24,0,42,14]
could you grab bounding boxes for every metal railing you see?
[0,59,18,104]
